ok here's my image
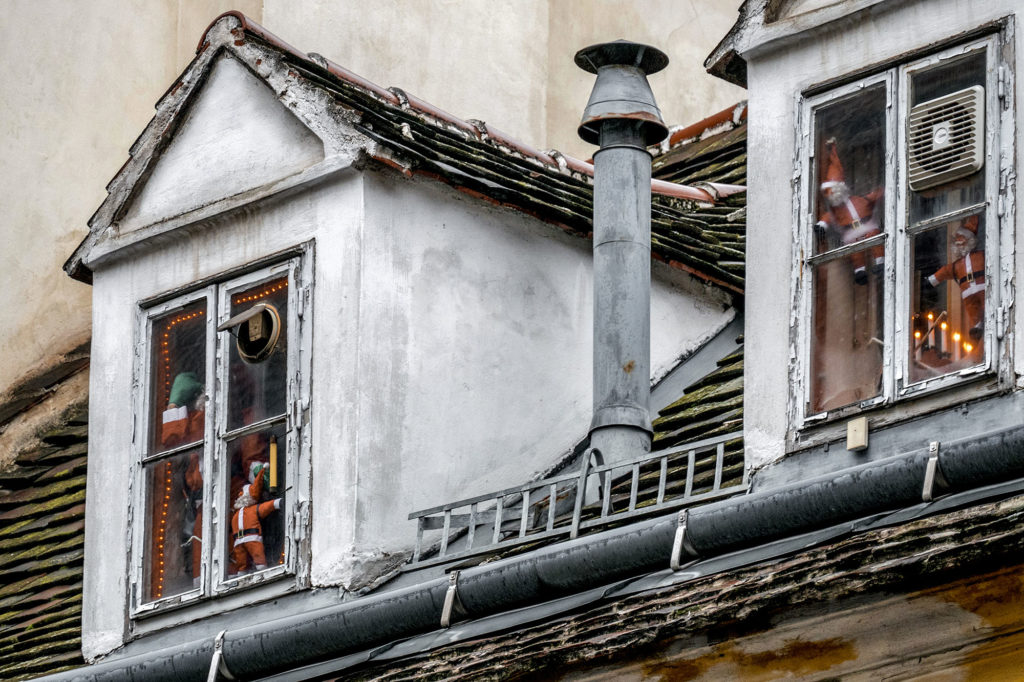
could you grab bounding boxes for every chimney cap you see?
[574,40,668,76]
[576,40,669,146]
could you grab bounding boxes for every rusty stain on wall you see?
[641,637,857,681]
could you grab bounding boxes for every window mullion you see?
[201,287,218,595]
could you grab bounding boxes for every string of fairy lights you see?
[153,308,204,600]
[233,279,287,306]
[151,278,288,600]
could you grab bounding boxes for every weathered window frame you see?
[792,32,1013,437]
[129,252,313,619]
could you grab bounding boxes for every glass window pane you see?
[226,276,289,431]
[813,84,887,267]
[809,252,884,413]
[143,448,203,603]
[151,301,207,454]
[225,423,287,578]
[908,50,986,224]
[909,213,986,383]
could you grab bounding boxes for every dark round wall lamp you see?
[217,303,282,363]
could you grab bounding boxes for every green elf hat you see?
[169,372,203,407]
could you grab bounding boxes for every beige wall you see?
[0,0,261,398]
[0,0,743,398]
[546,0,747,156]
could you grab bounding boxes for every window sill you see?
[130,571,304,635]
[788,373,1002,453]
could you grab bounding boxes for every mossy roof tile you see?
[0,380,87,678]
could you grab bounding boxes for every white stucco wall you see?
[739,0,1022,470]
[80,53,734,652]
[311,170,733,587]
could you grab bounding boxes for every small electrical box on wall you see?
[847,416,869,451]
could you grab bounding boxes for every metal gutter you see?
[41,423,1024,681]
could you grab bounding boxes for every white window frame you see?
[792,33,1012,435]
[129,252,313,618]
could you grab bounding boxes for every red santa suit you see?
[229,468,280,573]
[816,139,885,284]
[928,217,985,339]
[160,406,204,448]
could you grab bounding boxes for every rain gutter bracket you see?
[207,630,234,682]
[440,570,467,628]
[670,509,698,571]
[923,441,949,502]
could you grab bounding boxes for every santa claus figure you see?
[928,215,985,340]
[161,372,205,448]
[229,464,281,574]
[816,138,885,285]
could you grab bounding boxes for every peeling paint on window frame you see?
[788,29,1015,449]
[127,246,314,623]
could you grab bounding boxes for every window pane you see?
[143,448,203,602]
[908,50,986,224]
[809,252,884,413]
[225,423,287,578]
[813,84,887,268]
[151,301,207,454]
[226,276,289,431]
[909,213,986,383]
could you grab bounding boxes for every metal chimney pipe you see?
[576,41,669,465]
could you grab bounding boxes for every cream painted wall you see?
[546,0,747,157]
[0,0,261,398]
[0,0,743,399]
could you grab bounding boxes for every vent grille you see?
[908,85,984,191]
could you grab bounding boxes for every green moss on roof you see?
[285,59,747,294]
[652,339,745,461]
[0,381,87,680]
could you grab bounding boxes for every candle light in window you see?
[269,436,278,492]
[927,313,935,348]
[964,342,974,354]
[939,321,948,355]
[953,332,962,361]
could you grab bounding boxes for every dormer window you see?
[133,256,309,615]
[796,35,1010,428]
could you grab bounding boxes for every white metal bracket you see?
[206,630,235,682]
[922,441,949,502]
[670,509,698,571]
[440,570,467,628]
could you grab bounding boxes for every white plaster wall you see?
[740,0,1023,470]
[82,170,365,658]
[121,55,325,231]
[83,160,732,650]
[309,169,734,587]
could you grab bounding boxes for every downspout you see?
[42,424,1024,681]
[576,41,670,465]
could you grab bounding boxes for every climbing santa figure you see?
[229,464,281,574]
[816,137,885,285]
[928,215,985,341]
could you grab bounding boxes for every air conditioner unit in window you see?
[907,85,984,191]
